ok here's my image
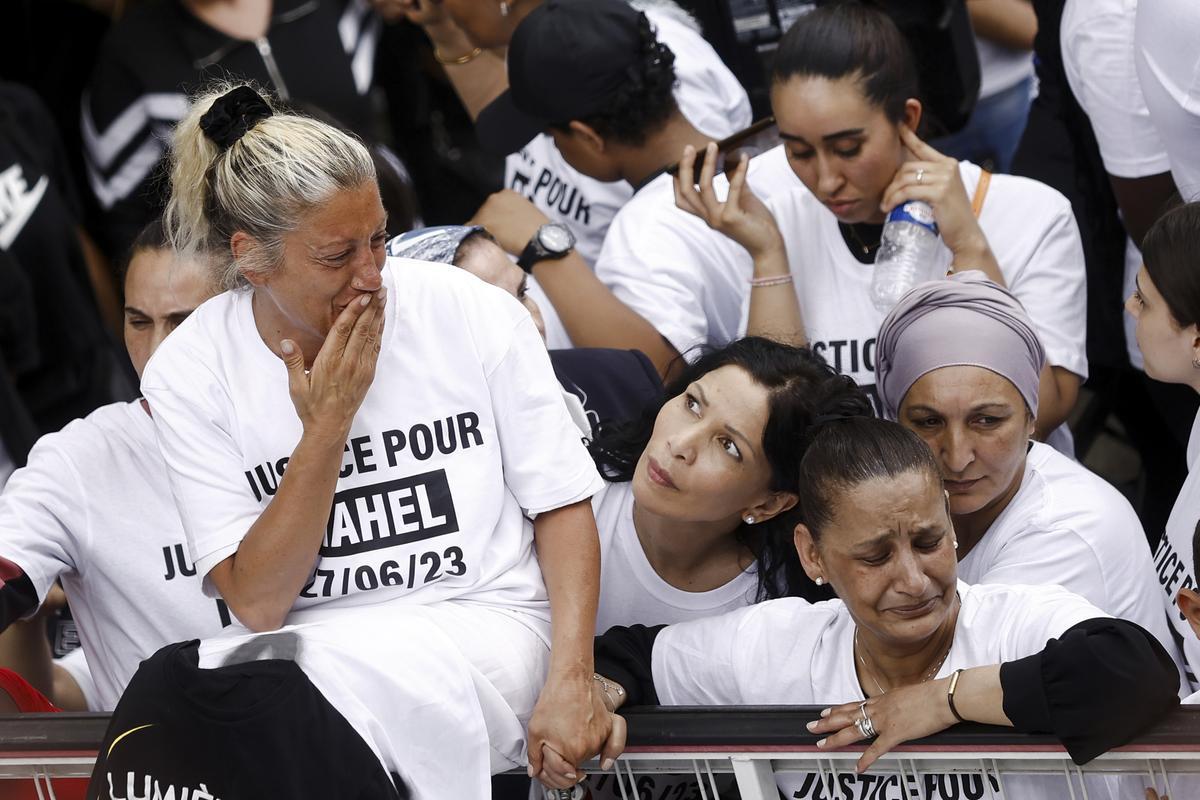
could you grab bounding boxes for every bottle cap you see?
[886,201,939,235]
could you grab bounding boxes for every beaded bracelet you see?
[748,274,794,288]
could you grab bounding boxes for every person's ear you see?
[902,98,922,134]
[1188,324,1200,368]
[567,120,607,154]
[793,522,826,586]
[742,491,798,526]
[231,231,268,288]
[1178,588,1200,642]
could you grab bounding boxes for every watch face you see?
[538,223,575,254]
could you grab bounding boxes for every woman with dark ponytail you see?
[670,0,1087,455]
[591,417,1179,800]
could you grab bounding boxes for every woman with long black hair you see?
[586,337,872,631]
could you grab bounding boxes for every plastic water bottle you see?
[869,200,944,312]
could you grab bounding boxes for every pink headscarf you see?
[874,271,1047,421]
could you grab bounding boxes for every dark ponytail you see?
[771,0,919,123]
[588,337,873,600]
[1142,201,1200,328]
[796,417,941,542]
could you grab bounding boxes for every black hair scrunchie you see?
[199,86,273,151]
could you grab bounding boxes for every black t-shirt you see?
[0,82,119,435]
[83,0,376,256]
[89,639,404,800]
[550,348,664,435]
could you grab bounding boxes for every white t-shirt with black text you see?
[142,259,605,630]
[0,400,229,710]
[597,146,1088,453]
[512,2,751,348]
[1154,410,1200,692]
[958,441,1186,689]
[652,581,1114,800]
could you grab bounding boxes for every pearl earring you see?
[500,1,509,16]
[744,515,755,525]
[953,539,959,550]
[814,577,824,586]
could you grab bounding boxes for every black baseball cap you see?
[475,0,647,156]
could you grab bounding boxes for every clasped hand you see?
[527,672,627,790]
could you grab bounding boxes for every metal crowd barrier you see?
[4,707,1200,798]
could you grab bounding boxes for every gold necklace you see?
[853,594,958,696]
[841,223,880,256]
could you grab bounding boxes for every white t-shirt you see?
[595,146,790,356]
[592,480,758,634]
[1062,0,1169,181]
[1061,0,1171,369]
[653,581,1112,800]
[958,441,1186,688]
[599,147,1088,451]
[510,2,751,348]
[1135,0,1200,201]
[0,400,229,710]
[1154,409,1200,692]
[570,480,755,800]
[142,259,605,629]
[55,644,98,710]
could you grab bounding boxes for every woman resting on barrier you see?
[589,417,1179,798]
[872,272,1183,683]
[139,83,615,796]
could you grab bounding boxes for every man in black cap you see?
[465,0,725,378]
[476,0,714,196]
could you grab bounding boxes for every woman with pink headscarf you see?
[874,271,1183,689]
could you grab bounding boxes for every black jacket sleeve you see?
[1000,617,1180,764]
[594,624,666,706]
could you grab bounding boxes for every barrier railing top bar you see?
[4,707,1200,754]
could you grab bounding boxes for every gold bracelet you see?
[434,45,483,65]
[946,668,966,723]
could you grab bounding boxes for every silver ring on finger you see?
[856,702,878,739]
[915,168,925,184]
